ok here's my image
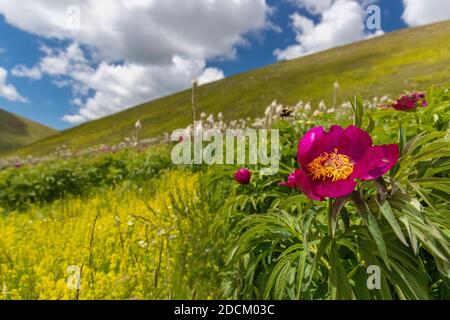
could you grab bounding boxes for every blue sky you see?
[0,0,447,130]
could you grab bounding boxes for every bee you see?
[280,108,294,119]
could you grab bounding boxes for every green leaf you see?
[353,267,372,300]
[366,212,390,270]
[331,196,351,238]
[349,95,364,128]
[378,200,408,247]
[305,236,331,289]
[366,115,375,134]
[352,194,390,270]
[329,240,355,300]
[399,216,419,255]
[398,122,407,157]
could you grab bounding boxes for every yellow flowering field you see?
[0,169,219,300]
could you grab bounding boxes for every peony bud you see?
[234,168,252,185]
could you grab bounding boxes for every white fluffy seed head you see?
[334,81,340,89]
[135,119,142,129]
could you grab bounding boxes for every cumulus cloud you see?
[11,65,42,80]
[13,43,91,82]
[0,67,27,102]
[12,43,225,123]
[0,0,268,65]
[275,0,383,60]
[290,0,334,14]
[63,56,226,123]
[0,0,269,123]
[402,0,450,27]
[197,68,225,86]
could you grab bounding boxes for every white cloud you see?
[12,65,42,80]
[275,0,383,60]
[0,0,270,123]
[402,0,450,27]
[13,44,225,124]
[290,0,377,14]
[0,0,269,65]
[0,67,27,102]
[63,56,223,123]
[197,68,225,86]
[13,43,90,81]
[290,0,334,14]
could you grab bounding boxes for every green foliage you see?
[0,147,173,211]
[1,83,449,300]
[211,84,450,300]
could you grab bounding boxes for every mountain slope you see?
[8,20,450,157]
[0,108,57,155]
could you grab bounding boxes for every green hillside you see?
[6,20,450,157]
[0,108,57,154]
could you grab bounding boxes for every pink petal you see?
[314,178,358,198]
[353,144,399,181]
[298,125,344,170]
[297,126,325,168]
[279,172,296,189]
[294,169,325,201]
[338,125,373,162]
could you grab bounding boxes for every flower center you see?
[307,149,354,182]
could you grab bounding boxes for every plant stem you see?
[327,198,333,237]
[192,78,198,126]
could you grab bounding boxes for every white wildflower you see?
[135,119,142,130]
[313,110,322,116]
[319,100,327,111]
[380,95,389,103]
[334,81,340,90]
[275,104,284,114]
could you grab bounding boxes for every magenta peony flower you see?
[280,125,399,200]
[234,168,252,185]
[391,92,427,111]
[279,172,297,189]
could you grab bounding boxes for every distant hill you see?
[0,108,57,155]
[7,20,450,157]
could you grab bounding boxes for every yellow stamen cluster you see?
[307,149,354,182]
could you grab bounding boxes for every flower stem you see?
[327,198,333,236]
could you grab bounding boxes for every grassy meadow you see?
[0,109,57,154]
[0,81,449,300]
[3,20,450,157]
